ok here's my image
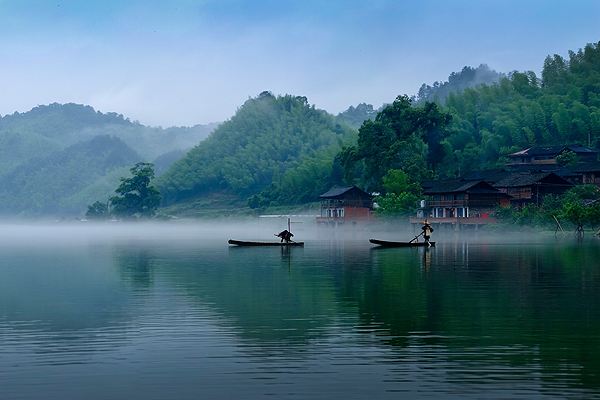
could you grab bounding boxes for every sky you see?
[0,0,599,127]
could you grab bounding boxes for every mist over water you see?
[1,222,599,399]
[0,219,567,246]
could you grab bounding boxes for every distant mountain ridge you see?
[0,103,218,216]
[0,135,140,215]
[0,103,218,177]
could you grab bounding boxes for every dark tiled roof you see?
[506,164,579,177]
[494,172,572,188]
[320,185,371,198]
[423,179,500,195]
[508,144,597,157]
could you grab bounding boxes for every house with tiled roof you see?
[414,179,510,226]
[506,144,598,166]
[317,186,372,224]
[493,172,573,206]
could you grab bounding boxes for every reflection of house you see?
[317,186,372,224]
[507,144,598,166]
[416,180,510,225]
[493,172,572,207]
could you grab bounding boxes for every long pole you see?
[409,231,424,243]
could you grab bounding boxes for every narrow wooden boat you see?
[369,239,435,248]
[228,239,304,247]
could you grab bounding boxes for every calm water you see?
[1,224,599,399]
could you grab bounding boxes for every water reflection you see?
[1,236,599,398]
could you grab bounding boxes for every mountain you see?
[415,64,503,104]
[158,92,356,206]
[0,135,140,215]
[0,103,218,216]
[0,103,217,178]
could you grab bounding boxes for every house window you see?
[457,208,464,218]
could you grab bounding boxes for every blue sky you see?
[0,0,599,126]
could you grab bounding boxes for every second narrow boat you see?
[369,239,435,248]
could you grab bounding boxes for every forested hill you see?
[0,135,140,215]
[340,41,600,203]
[436,41,600,176]
[0,103,217,177]
[0,103,218,216]
[158,92,356,206]
[415,64,502,104]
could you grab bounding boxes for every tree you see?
[556,150,578,166]
[85,201,109,220]
[382,169,420,195]
[375,192,419,216]
[341,95,451,190]
[110,162,161,218]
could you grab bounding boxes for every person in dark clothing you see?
[276,230,294,243]
[421,219,434,244]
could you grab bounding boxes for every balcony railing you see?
[410,217,497,224]
[425,200,501,208]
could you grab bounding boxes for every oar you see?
[409,231,424,243]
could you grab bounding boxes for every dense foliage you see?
[340,95,452,191]
[374,170,422,216]
[110,163,161,218]
[336,41,600,193]
[437,42,600,176]
[497,185,600,230]
[415,64,502,104]
[85,201,109,219]
[158,92,356,206]
[0,103,216,216]
[0,135,140,215]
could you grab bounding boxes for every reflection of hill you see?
[114,243,345,350]
[110,239,600,390]
[0,244,135,357]
[342,243,600,390]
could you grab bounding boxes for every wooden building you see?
[573,162,600,187]
[493,172,572,207]
[317,186,372,224]
[419,179,510,223]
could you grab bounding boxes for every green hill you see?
[437,41,600,176]
[341,41,600,193]
[0,135,140,216]
[0,103,216,178]
[0,103,218,216]
[158,92,356,207]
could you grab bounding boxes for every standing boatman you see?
[422,219,434,245]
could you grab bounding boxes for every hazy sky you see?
[0,0,599,127]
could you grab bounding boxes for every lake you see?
[1,223,599,399]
